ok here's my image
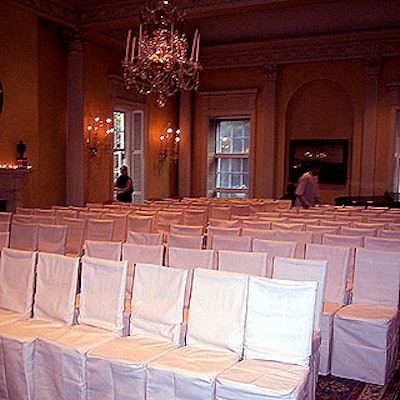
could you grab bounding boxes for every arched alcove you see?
[285,79,354,202]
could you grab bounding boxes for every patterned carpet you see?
[316,367,400,400]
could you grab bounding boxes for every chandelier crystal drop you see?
[122,0,202,108]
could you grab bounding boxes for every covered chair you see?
[86,264,188,400]
[127,214,154,233]
[126,231,164,245]
[33,256,128,400]
[0,232,9,251]
[363,236,400,252]
[85,240,123,261]
[9,221,38,251]
[170,224,203,236]
[252,239,297,277]
[305,244,352,375]
[218,250,268,276]
[166,247,216,308]
[37,223,67,255]
[86,218,114,241]
[274,230,313,258]
[211,235,252,252]
[331,248,400,385]
[122,243,165,299]
[63,217,86,257]
[216,277,317,400]
[0,248,37,325]
[0,252,79,399]
[273,257,328,398]
[146,269,249,400]
[166,233,203,250]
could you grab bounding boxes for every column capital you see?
[61,29,89,51]
[263,64,279,82]
[363,56,382,77]
[387,81,400,106]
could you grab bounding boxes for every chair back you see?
[10,221,38,251]
[167,234,203,250]
[86,219,114,241]
[364,236,400,252]
[63,217,86,256]
[38,224,67,255]
[85,240,122,261]
[126,231,164,245]
[212,235,252,252]
[218,250,267,276]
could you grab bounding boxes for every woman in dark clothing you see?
[114,165,133,202]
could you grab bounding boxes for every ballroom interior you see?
[1,0,400,208]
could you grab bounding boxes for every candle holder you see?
[16,141,28,168]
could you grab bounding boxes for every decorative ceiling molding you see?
[201,28,400,68]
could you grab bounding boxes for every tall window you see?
[113,109,145,204]
[213,118,250,198]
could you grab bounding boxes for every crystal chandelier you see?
[122,0,202,108]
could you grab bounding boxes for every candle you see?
[125,30,132,63]
[131,36,137,61]
[195,34,200,61]
[138,24,142,57]
[171,23,174,52]
[191,29,198,61]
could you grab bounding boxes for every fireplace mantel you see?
[0,169,32,212]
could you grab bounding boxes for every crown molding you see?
[201,28,400,68]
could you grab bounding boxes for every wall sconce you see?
[159,125,181,162]
[86,116,114,157]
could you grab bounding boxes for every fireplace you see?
[0,169,32,212]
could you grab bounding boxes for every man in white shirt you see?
[295,159,321,208]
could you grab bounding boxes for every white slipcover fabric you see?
[215,276,317,400]
[377,229,400,239]
[305,244,351,375]
[85,239,122,261]
[340,226,377,237]
[154,211,183,234]
[305,225,340,244]
[212,235,252,252]
[364,236,400,252]
[0,222,10,233]
[167,233,203,249]
[252,239,297,278]
[33,256,128,400]
[0,248,36,320]
[0,232,9,250]
[167,247,216,307]
[146,269,249,400]
[10,221,38,251]
[104,212,128,242]
[122,243,165,299]
[241,220,271,230]
[37,223,67,254]
[127,214,154,233]
[271,222,306,231]
[0,253,79,399]
[86,218,114,241]
[63,217,86,256]
[170,224,203,236]
[127,231,164,245]
[331,248,400,385]
[85,264,187,400]
[274,231,313,258]
[218,250,268,276]
[242,228,276,241]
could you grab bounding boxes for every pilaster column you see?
[178,91,193,197]
[386,81,400,192]
[360,57,382,196]
[62,29,88,206]
[261,64,278,198]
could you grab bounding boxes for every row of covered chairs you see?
[0,245,320,400]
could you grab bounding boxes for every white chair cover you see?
[38,224,67,254]
[85,240,123,260]
[274,230,313,258]
[212,235,252,252]
[9,221,38,251]
[218,250,268,276]
[377,229,400,239]
[241,220,271,230]
[126,231,163,245]
[54,208,78,225]
[0,212,12,223]
[209,219,241,228]
[170,224,203,236]
[364,236,400,252]
[271,222,305,231]
[127,214,154,233]
[183,209,208,227]
[146,269,248,400]
[215,277,317,400]
[63,217,86,256]
[331,248,400,385]
[167,247,216,307]
[0,232,9,250]
[340,226,377,237]
[104,212,128,242]
[122,243,165,299]
[273,257,327,332]
[252,239,297,277]
[242,228,276,241]
[305,225,340,244]
[167,234,203,249]
[130,263,187,344]
[34,256,128,400]
[0,253,80,400]
[206,226,241,249]
[305,244,352,375]
[86,219,114,241]
[154,211,183,234]
[0,222,10,232]
[86,264,187,400]
[209,206,231,220]
[0,248,36,319]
